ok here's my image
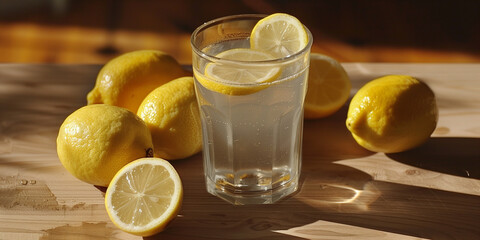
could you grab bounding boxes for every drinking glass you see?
[191,14,313,205]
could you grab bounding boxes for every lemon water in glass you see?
[191,14,312,205]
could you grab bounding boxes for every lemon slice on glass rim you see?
[105,157,183,236]
[250,13,309,58]
[196,48,281,95]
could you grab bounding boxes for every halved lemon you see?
[105,158,183,236]
[304,53,351,119]
[250,13,309,58]
[195,48,281,95]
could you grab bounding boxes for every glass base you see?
[205,175,299,205]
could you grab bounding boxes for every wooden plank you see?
[0,64,479,240]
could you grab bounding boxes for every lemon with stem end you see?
[137,77,202,160]
[56,104,154,187]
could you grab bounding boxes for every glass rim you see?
[190,14,313,64]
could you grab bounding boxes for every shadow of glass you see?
[147,102,480,239]
[387,137,480,179]
[297,180,480,240]
[144,112,480,240]
[150,159,480,240]
[303,103,374,161]
[146,105,378,239]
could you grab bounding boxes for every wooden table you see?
[0,63,479,240]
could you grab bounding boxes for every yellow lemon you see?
[137,77,202,160]
[250,13,309,58]
[56,104,154,186]
[105,157,183,236]
[194,48,280,95]
[304,53,351,119]
[346,75,438,153]
[87,50,190,113]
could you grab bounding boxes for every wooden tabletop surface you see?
[0,63,479,240]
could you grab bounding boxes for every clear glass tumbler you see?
[191,14,313,205]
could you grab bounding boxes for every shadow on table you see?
[387,137,480,179]
[145,106,480,240]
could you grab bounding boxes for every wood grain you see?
[0,64,479,240]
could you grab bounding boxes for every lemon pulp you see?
[304,53,351,119]
[250,13,308,58]
[195,48,280,95]
[105,158,183,236]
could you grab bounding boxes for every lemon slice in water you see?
[195,48,280,95]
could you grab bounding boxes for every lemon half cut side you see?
[304,53,352,119]
[105,158,183,236]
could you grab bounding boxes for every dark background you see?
[1,0,479,63]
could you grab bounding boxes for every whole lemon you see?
[346,75,438,153]
[137,77,202,160]
[57,104,154,186]
[87,50,190,113]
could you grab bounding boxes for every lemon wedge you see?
[105,158,183,236]
[195,48,280,95]
[304,53,351,119]
[250,13,308,58]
